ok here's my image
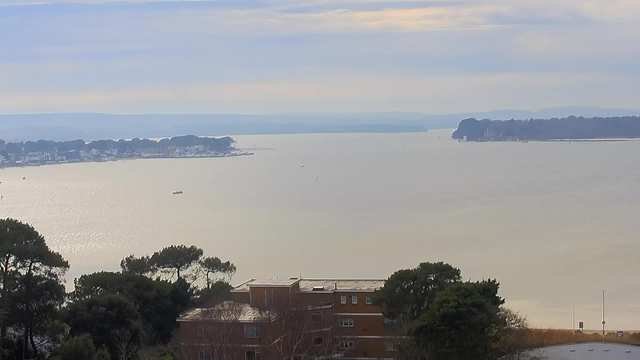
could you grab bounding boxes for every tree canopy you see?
[452,116,640,141]
[1,219,237,360]
[199,257,237,289]
[120,255,155,277]
[376,262,528,360]
[3,136,236,154]
[0,218,69,358]
[374,262,461,321]
[150,245,203,280]
[409,280,505,360]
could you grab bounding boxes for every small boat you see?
[173,191,183,195]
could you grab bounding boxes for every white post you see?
[602,290,606,343]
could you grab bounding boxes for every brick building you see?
[179,278,401,360]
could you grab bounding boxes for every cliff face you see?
[452,116,640,141]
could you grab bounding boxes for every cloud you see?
[1,0,639,113]
[1,72,635,114]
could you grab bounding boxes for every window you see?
[198,350,206,360]
[312,311,323,323]
[352,295,358,304]
[366,297,373,305]
[340,341,355,350]
[341,295,347,304]
[340,318,354,327]
[246,350,261,360]
[313,335,324,346]
[197,325,205,337]
[244,325,261,338]
[385,341,400,352]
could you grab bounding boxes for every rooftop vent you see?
[312,286,325,291]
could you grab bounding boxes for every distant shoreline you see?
[452,116,640,142]
[0,151,254,170]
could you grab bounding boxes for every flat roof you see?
[232,278,385,292]
[248,278,301,287]
[178,301,271,323]
[524,342,639,360]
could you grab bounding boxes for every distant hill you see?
[452,116,640,141]
[1,107,638,141]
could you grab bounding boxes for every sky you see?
[1,0,639,114]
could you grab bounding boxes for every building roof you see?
[299,279,385,292]
[248,278,301,287]
[232,278,385,292]
[523,342,639,360]
[177,301,271,323]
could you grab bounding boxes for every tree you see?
[199,257,236,289]
[10,275,66,357]
[409,280,505,360]
[0,218,69,357]
[193,281,233,308]
[149,245,203,280]
[120,255,155,277]
[374,262,461,322]
[495,309,536,360]
[52,334,110,360]
[73,271,182,344]
[66,294,143,359]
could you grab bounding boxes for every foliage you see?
[409,280,505,360]
[193,281,233,308]
[52,334,111,360]
[1,219,235,360]
[452,116,640,141]
[149,245,203,280]
[120,256,155,277]
[73,272,185,344]
[374,262,461,322]
[0,218,69,357]
[3,136,235,154]
[199,257,236,289]
[66,294,143,359]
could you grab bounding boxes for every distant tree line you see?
[2,135,236,154]
[452,116,640,141]
[0,219,236,360]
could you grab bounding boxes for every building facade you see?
[179,278,400,360]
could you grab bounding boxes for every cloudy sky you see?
[1,0,639,114]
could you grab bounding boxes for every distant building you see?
[522,342,638,360]
[178,278,400,360]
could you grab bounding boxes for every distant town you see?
[0,135,252,168]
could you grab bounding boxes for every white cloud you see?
[1,0,639,113]
[1,72,635,113]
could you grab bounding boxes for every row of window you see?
[338,340,399,351]
[197,324,261,339]
[198,349,263,360]
[197,340,399,359]
[340,295,373,305]
[200,318,364,337]
[339,318,354,327]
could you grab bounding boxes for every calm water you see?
[1,129,640,329]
